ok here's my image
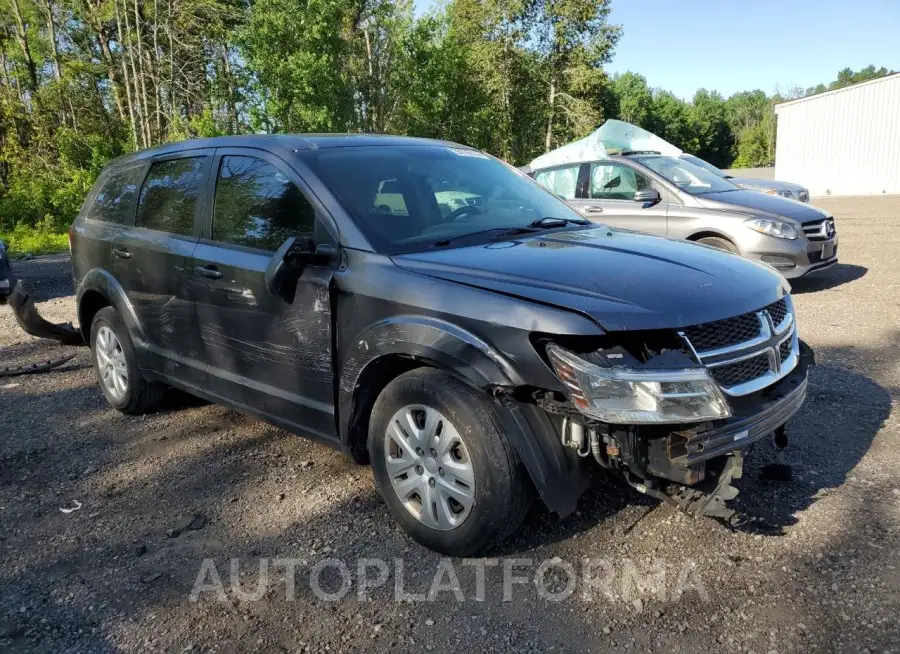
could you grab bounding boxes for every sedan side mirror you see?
[265,237,336,297]
[633,188,661,207]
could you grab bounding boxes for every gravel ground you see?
[1,197,899,653]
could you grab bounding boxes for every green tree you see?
[610,71,652,126]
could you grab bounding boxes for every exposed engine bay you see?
[530,332,813,525]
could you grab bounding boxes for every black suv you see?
[71,135,808,556]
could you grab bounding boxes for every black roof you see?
[105,133,467,168]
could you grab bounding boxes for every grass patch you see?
[0,226,69,257]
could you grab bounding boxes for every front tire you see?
[697,236,739,253]
[90,307,164,414]
[368,368,529,556]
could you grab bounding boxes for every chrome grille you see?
[680,296,799,396]
[709,353,771,388]
[802,218,836,241]
[767,298,788,326]
[779,338,792,363]
[682,312,761,353]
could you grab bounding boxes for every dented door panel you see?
[189,241,337,440]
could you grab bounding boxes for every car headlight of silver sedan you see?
[546,344,732,424]
[744,217,799,239]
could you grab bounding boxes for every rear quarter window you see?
[135,156,207,236]
[87,165,145,224]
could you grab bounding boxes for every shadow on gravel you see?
[791,263,867,294]
[731,355,889,530]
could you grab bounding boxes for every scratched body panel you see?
[334,248,605,443]
[190,242,336,440]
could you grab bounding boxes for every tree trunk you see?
[222,46,238,133]
[95,29,127,123]
[10,0,38,91]
[545,76,556,151]
[133,0,152,146]
[43,0,62,81]
[115,0,141,149]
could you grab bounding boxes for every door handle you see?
[195,265,223,279]
[112,247,132,259]
[582,205,604,214]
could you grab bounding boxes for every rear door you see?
[111,150,212,384]
[71,162,146,285]
[189,148,339,440]
[575,161,668,235]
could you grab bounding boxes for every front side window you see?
[633,156,738,195]
[89,165,144,224]
[589,162,655,200]
[303,145,587,254]
[212,156,315,252]
[534,165,580,200]
[135,157,206,235]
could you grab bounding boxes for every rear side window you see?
[135,157,206,236]
[534,165,580,200]
[212,155,315,251]
[88,165,144,224]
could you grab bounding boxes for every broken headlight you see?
[546,344,731,424]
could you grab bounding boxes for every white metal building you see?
[774,72,900,197]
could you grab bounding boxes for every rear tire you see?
[697,236,739,253]
[90,307,164,414]
[368,368,529,556]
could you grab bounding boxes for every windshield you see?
[679,153,727,178]
[633,155,739,195]
[303,145,588,253]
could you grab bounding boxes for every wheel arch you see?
[77,269,146,345]
[339,315,523,462]
[338,316,588,516]
[687,230,739,249]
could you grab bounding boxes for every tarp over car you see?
[529,119,683,171]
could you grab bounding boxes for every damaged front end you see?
[533,319,812,523]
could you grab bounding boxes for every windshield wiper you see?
[433,227,539,247]
[529,216,591,228]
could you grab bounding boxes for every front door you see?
[189,149,338,441]
[111,151,212,385]
[573,161,669,235]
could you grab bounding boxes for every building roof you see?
[774,72,900,112]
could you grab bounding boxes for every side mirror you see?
[265,237,336,297]
[633,188,661,207]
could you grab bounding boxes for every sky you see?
[414,0,900,100]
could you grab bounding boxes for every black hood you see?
[392,227,787,332]
[697,189,829,222]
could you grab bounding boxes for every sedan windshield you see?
[679,153,728,178]
[633,155,739,195]
[302,145,588,253]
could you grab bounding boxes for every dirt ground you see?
[1,196,899,653]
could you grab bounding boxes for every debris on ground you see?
[59,500,82,514]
